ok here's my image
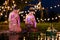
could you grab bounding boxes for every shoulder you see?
[9,12,13,15]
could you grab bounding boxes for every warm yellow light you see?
[38,20,40,22]
[26,14,27,16]
[1,13,3,16]
[19,11,24,14]
[37,18,38,20]
[55,17,57,19]
[3,9,6,11]
[35,10,37,12]
[25,1,27,3]
[23,16,25,18]
[42,7,44,10]
[44,19,46,21]
[14,4,16,7]
[5,1,7,5]
[40,19,42,21]
[5,15,7,17]
[58,16,60,18]
[52,18,54,20]
[23,19,25,21]
[4,21,8,23]
[2,6,4,9]
[13,1,15,3]
[10,8,12,10]
[25,11,27,13]
[47,18,50,21]
[5,6,7,8]
[12,6,14,8]
[28,10,29,12]
[34,5,37,8]
[7,6,10,10]
[21,15,23,16]
[19,12,20,14]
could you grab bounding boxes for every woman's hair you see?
[13,6,19,10]
[29,7,35,12]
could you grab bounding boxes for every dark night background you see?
[0,0,60,13]
[0,0,60,22]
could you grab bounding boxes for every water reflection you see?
[9,34,20,40]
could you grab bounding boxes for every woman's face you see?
[14,9,19,13]
[17,9,20,13]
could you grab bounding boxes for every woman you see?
[9,7,21,33]
[25,10,36,32]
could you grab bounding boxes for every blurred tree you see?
[0,0,5,6]
[15,0,32,10]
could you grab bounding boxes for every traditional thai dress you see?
[25,13,36,32]
[9,11,21,33]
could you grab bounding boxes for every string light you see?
[40,19,43,21]
[37,18,38,20]
[52,18,54,20]
[5,15,7,17]
[10,8,12,10]
[13,1,15,3]
[23,16,25,18]
[26,14,27,16]
[38,20,40,22]
[5,6,7,8]
[19,12,20,14]
[28,10,29,12]
[3,9,6,12]
[14,4,16,7]
[12,6,14,8]
[44,19,46,21]
[5,1,7,5]
[57,4,60,7]
[7,6,10,10]
[34,5,37,8]
[50,7,52,9]
[3,3,5,5]
[0,0,60,22]
[25,11,27,13]
[47,18,50,21]
[42,20,44,22]
[25,1,27,3]
[19,11,24,14]
[4,20,8,23]
[58,16,60,18]
[42,7,44,10]
[23,19,25,21]
[54,6,57,8]
[55,17,58,19]
[1,13,3,16]
[35,10,37,12]
[2,6,4,9]
[21,15,23,17]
